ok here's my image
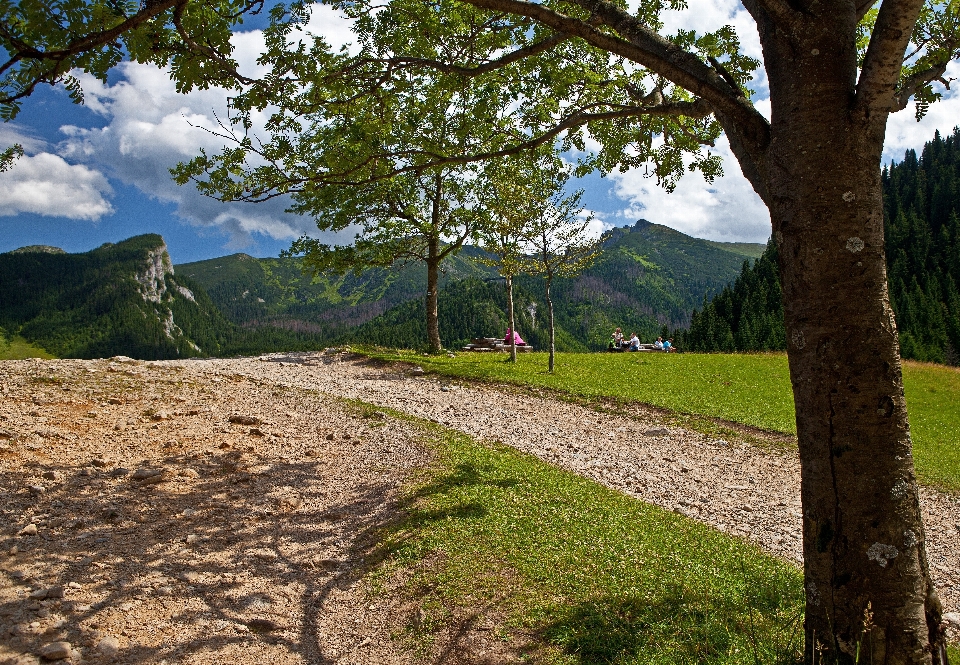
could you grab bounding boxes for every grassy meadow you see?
[0,331,54,360]
[366,349,960,492]
[371,404,806,663]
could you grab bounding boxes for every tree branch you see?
[187,98,715,202]
[171,2,255,85]
[457,0,770,164]
[364,31,570,78]
[1,0,184,63]
[0,0,263,106]
[892,60,950,111]
[856,0,926,116]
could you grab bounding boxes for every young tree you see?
[519,170,600,372]
[475,154,560,361]
[284,162,489,352]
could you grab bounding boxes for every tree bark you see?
[506,274,517,362]
[546,276,555,373]
[752,8,947,663]
[426,238,442,353]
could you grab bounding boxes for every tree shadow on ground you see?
[0,399,423,665]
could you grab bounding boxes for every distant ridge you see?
[180,220,760,351]
[4,222,768,356]
[702,239,767,259]
[6,245,67,255]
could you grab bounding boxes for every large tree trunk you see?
[545,277,555,373]
[425,238,442,353]
[506,274,517,362]
[753,9,947,663]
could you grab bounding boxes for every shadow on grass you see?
[540,591,803,665]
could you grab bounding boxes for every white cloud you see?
[882,60,960,163]
[609,136,771,242]
[56,56,319,248]
[0,152,113,220]
[33,7,360,249]
[0,123,49,154]
[593,0,770,242]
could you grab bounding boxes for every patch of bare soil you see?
[0,358,523,665]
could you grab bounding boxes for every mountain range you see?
[0,222,763,358]
[177,219,763,352]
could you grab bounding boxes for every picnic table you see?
[462,337,535,353]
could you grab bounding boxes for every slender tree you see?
[518,167,600,372]
[282,162,491,353]
[475,154,561,361]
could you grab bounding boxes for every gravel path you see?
[221,352,960,616]
[3,353,957,665]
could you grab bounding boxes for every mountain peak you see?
[6,245,66,255]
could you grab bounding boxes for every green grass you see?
[0,331,54,360]
[376,411,804,663]
[365,350,960,492]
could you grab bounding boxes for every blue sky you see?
[2,1,959,265]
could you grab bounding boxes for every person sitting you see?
[653,336,664,350]
[613,327,624,348]
[628,332,640,351]
[662,338,673,352]
[505,327,526,346]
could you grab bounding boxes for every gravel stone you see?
[36,641,71,660]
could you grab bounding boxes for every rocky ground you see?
[1,352,958,664]
[0,356,520,665]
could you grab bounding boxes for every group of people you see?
[501,326,675,352]
[608,328,675,352]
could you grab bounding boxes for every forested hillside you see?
[0,235,229,359]
[685,127,960,365]
[179,221,761,352]
[3,221,762,358]
[883,129,960,364]
[177,246,496,336]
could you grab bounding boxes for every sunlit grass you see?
[365,349,960,492]
[0,332,54,360]
[378,414,804,663]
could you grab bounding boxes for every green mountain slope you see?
[176,245,497,335]
[520,220,765,348]
[702,240,767,259]
[177,220,756,352]
[0,235,233,359]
